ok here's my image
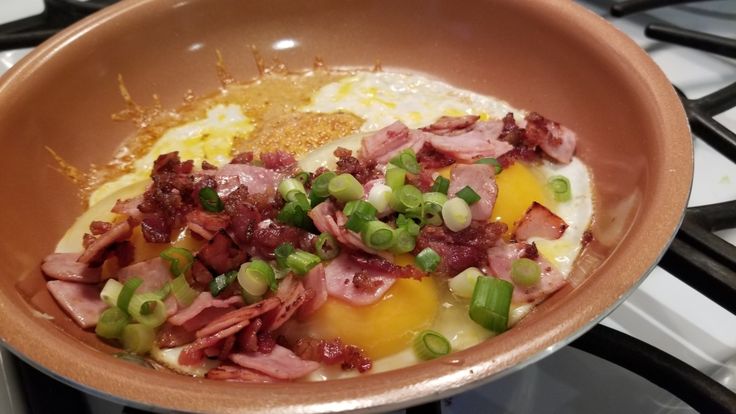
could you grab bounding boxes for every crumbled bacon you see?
[82,233,95,249]
[257,331,277,354]
[140,214,171,243]
[415,221,507,274]
[201,160,218,170]
[334,147,380,184]
[89,221,112,235]
[293,337,372,373]
[582,230,594,246]
[416,142,455,169]
[348,251,423,280]
[196,230,248,275]
[251,220,316,258]
[352,270,384,294]
[230,152,254,164]
[260,151,297,172]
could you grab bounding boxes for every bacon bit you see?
[257,332,277,354]
[230,152,254,165]
[251,220,316,259]
[348,251,423,280]
[260,151,297,172]
[334,147,380,184]
[89,221,112,235]
[520,242,539,260]
[195,230,248,275]
[416,142,455,169]
[415,221,507,275]
[352,270,385,294]
[201,160,218,170]
[293,337,372,373]
[582,230,594,246]
[82,233,96,249]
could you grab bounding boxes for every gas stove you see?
[0,1,734,413]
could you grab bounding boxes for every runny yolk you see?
[491,162,550,234]
[305,277,439,359]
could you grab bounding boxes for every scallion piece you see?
[311,171,336,198]
[510,258,541,287]
[361,221,395,250]
[309,192,327,207]
[293,171,310,185]
[423,192,447,226]
[474,157,503,174]
[277,200,313,229]
[448,267,483,298]
[170,275,198,306]
[289,191,311,210]
[367,183,393,214]
[127,292,167,328]
[344,200,377,233]
[209,270,238,297]
[238,260,277,297]
[328,173,364,202]
[117,277,143,313]
[95,307,130,339]
[455,185,481,205]
[430,176,450,195]
[415,247,441,272]
[442,197,472,232]
[385,167,406,191]
[390,227,416,254]
[413,330,451,360]
[316,233,340,260]
[274,243,295,268]
[278,178,307,200]
[286,250,322,275]
[389,149,421,174]
[100,279,124,307]
[392,184,422,213]
[396,214,421,236]
[469,276,514,333]
[121,323,155,355]
[199,187,224,212]
[160,247,194,277]
[548,175,572,202]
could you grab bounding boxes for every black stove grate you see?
[2,0,736,413]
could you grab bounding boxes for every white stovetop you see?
[1,1,735,413]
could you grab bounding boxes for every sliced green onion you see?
[286,250,322,275]
[469,276,514,333]
[413,329,451,360]
[361,221,395,250]
[390,227,416,254]
[548,175,572,202]
[153,283,171,300]
[343,200,359,216]
[415,247,441,272]
[344,200,377,233]
[423,192,447,226]
[95,307,130,339]
[442,197,472,232]
[455,185,481,205]
[474,157,503,174]
[100,279,123,307]
[448,267,483,298]
[391,184,422,213]
[127,292,167,328]
[396,214,421,236]
[385,167,406,191]
[328,173,364,202]
[289,191,311,210]
[389,149,421,174]
[274,242,295,268]
[293,171,310,185]
[199,187,224,212]
[209,270,238,297]
[160,247,194,277]
[238,260,277,297]
[278,178,306,200]
[510,258,541,287]
[316,233,340,260]
[311,172,336,198]
[170,275,198,307]
[367,183,393,214]
[309,192,327,208]
[430,176,450,195]
[277,200,313,229]
[241,290,263,305]
[121,323,155,355]
[117,277,143,313]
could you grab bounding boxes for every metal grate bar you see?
[610,0,711,17]
[646,24,736,58]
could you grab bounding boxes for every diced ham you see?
[298,264,327,320]
[46,280,107,329]
[487,242,566,304]
[309,200,389,258]
[195,297,281,339]
[448,164,498,221]
[324,253,395,306]
[521,113,577,164]
[261,276,308,331]
[185,210,229,240]
[420,115,479,136]
[428,121,513,162]
[168,292,243,326]
[358,121,415,163]
[514,202,568,241]
[77,219,133,264]
[211,164,281,197]
[229,345,320,380]
[116,257,171,293]
[206,364,280,383]
[41,253,101,284]
[111,195,143,221]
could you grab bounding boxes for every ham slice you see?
[77,219,133,264]
[487,242,566,304]
[520,113,577,164]
[206,364,280,383]
[428,121,513,162]
[261,276,308,331]
[421,115,479,136]
[185,210,229,240]
[514,202,568,241]
[111,195,143,221]
[47,280,107,328]
[211,164,281,197]
[324,253,395,306]
[309,200,389,258]
[358,121,413,163]
[298,264,327,319]
[230,345,319,380]
[179,319,250,366]
[117,257,171,293]
[449,164,498,221]
[168,292,243,326]
[195,297,280,339]
[41,253,101,283]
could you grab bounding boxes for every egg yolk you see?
[305,277,439,358]
[492,163,550,234]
